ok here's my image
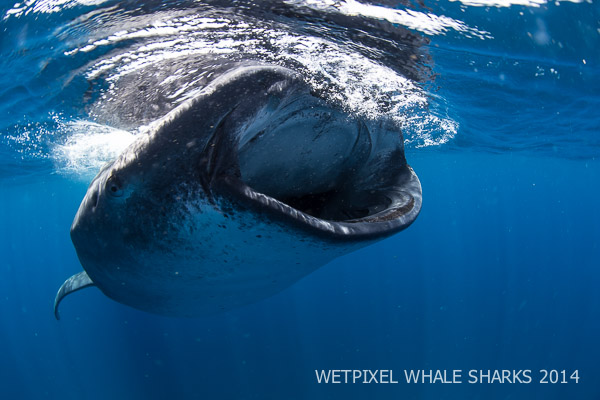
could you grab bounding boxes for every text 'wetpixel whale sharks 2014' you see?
[52,2,428,319]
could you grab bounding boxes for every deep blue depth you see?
[0,1,599,399]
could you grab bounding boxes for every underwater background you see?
[0,0,599,399]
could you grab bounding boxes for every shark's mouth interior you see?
[235,97,418,225]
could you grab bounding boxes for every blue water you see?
[1,1,599,399]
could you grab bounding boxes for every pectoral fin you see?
[54,271,95,320]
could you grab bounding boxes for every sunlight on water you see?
[4,0,109,19]
[1,0,597,181]
[74,12,456,152]
[448,0,585,7]
[0,0,469,178]
[74,12,427,118]
[293,0,491,38]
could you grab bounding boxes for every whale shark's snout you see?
[56,65,422,318]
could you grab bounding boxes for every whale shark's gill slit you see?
[200,107,240,197]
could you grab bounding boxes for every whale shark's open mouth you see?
[235,98,419,222]
[238,102,382,221]
[207,68,423,239]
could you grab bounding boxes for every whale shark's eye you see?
[106,176,123,197]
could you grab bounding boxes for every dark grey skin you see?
[54,65,422,318]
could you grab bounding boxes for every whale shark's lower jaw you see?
[218,165,421,241]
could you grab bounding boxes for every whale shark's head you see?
[69,65,422,315]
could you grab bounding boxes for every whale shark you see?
[54,65,422,318]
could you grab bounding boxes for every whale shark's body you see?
[54,65,422,318]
